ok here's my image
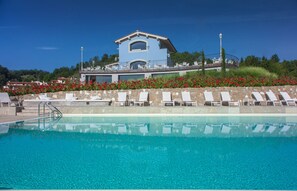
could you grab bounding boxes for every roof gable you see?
[115,30,177,53]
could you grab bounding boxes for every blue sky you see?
[1,0,297,72]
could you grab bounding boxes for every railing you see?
[80,59,239,74]
[38,102,63,119]
[80,63,238,74]
[81,59,171,71]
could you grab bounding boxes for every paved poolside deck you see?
[0,115,37,124]
[56,105,297,115]
[1,105,297,124]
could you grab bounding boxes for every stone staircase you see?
[17,105,52,117]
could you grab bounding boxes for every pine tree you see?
[222,48,226,76]
[201,51,205,75]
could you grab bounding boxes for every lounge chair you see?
[90,95,101,100]
[0,92,11,107]
[251,92,266,106]
[116,92,128,106]
[38,93,51,101]
[162,92,174,106]
[134,92,149,106]
[220,92,239,106]
[279,92,296,106]
[203,91,221,106]
[181,91,197,106]
[265,91,281,106]
[65,93,77,101]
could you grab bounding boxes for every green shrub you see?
[228,67,278,78]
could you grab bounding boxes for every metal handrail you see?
[38,102,63,118]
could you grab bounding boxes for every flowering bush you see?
[4,76,297,96]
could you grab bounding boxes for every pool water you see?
[0,116,297,189]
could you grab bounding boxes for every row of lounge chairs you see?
[1,90,297,107]
[252,91,296,106]
[126,90,296,106]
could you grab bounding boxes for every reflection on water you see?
[0,124,9,134]
[2,116,297,137]
[1,116,297,189]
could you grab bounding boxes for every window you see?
[86,75,112,83]
[119,74,144,81]
[130,61,146,69]
[130,41,147,51]
[96,75,112,83]
[152,73,179,78]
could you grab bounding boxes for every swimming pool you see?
[0,115,297,189]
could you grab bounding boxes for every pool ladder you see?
[38,102,63,118]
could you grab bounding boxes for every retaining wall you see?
[20,86,297,107]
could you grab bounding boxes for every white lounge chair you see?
[220,92,239,106]
[181,91,197,106]
[0,92,11,107]
[203,91,221,106]
[65,93,77,101]
[279,92,296,106]
[251,92,266,106]
[38,93,51,101]
[116,92,128,106]
[90,95,101,100]
[162,92,174,106]
[265,91,281,106]
[134,92,149,106]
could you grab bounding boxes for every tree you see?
[0,65,10,87]
[171,51,201,65]
[270,54,280,63]
[241,55,260,67]
[201,50,205,75]
[101,54,109,62]
[261,56,269,70]
[221,48,226,76]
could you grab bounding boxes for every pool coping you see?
[63,113,297,117]
[1,113,297,125]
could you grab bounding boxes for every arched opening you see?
[130,41,147,51]
[130,60,146,69]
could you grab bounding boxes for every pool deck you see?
[1,105,297,124]
[0,115,38,124]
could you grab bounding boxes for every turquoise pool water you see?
[0,116,297,189]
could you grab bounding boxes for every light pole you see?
[80,46,84,71]
[219,33,223,62]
